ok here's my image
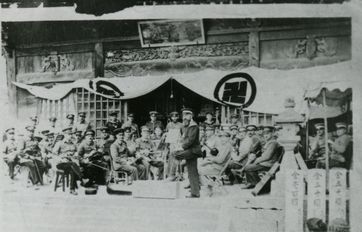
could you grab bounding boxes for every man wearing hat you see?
[230,113,242,127]
[145,111,164,135]
[310,123,327,161]
[64,114,75,129]
[225,124,262,185]
[17,126,46,185]
[74,112,91,136]
[74,130,83,146]
[48,116,62,134]
[175,108,201,198]
[230,124,240,151]
[317,122,352,169]
[2,128,18,179]
[242,126,280,189]
[122,113,139,138]
[201,125,219,158]
[53,127,84,195]
[204,112,216,126]
[135,126,157,179]
[110,128,139,183]
[78,129,107,185]
[96,127,114,165]
[105,111,123,136]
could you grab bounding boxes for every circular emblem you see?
[89,80,124,98]
[213,73,257,108]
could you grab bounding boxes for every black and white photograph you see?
[0,1,361,232]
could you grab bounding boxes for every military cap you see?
[245,125,257,131]
[5,127,15,133]
[41,130,50,135]
[257,125,264,130]
[34,136,43,142]
[229,125,238,131]
[30,116,38,122]
[84,130,95,137]
[315,123,325,130]
[113,128,124,135]
[181,108,193,115]
[141,126,150,132]
[75,130,82,136]
[169,111,179,117]
[336,122,347,129]
[149,111,158,116]
[123,127,132,133]
[238,127,246,132]
[205,125,215,131]
[205,112,213,116]
[25,126,35,132]
[127,113,135,117]
[62,127,74,133]
[47,132,54,137]
[230,113,239,118]
[49,116,57,122]
[99,127,109,133]
[66,114,75,120]
[78,112,86,117]
[109,111,118,116]
[263,126,275,133]
[218,130,231,137]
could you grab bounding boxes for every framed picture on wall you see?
[138,19,205,48]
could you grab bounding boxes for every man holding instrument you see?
[78,130,108,185]
[175,108,202,198]
[53,127,84,195]
[17,126,46,186]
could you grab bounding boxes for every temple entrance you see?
[128,79,218,126]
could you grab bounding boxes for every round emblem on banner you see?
[213,73,257,108]
[89,80,124,98]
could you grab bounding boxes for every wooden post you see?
[6,49,17,117]
[94,42,104,78]
[307,169,327,222]
[285,170,305,232]
[249,31,260,67]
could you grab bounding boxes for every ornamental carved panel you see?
[41,54,75,73]
[105,42,248,64]
[295,36,336,60]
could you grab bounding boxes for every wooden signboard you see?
[307,169,326,222]
[285,170,304,232]
[329,168,347,223]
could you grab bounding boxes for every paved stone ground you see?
[0,170,285,232]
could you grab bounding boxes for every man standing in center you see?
[175,108,201,198]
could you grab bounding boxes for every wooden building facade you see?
[1,18,351,134]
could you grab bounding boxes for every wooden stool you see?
[54,169,69,192]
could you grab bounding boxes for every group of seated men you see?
[2,108,352,196]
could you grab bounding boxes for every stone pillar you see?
[270,97,304,196]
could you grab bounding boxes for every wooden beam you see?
[15,70,94,84]
[94,42,104,77]
[249,31,260,67]
[6,49,17,117]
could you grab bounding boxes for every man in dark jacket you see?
[175,108,201,198]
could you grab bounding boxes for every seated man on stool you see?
[242,126,279,189]
[110,128,138,183]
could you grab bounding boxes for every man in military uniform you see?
[64,114,75,129]
[165,111,183,181]
[17,126,46,185]
[310,123,327,161]
[237,127,247,142]
[230,124,240,152]
[122,113,139,138]
[48,116,62,135]
[74,130,83,146]
[2,128,18,179]
[203,112,216,127]
[53,127,83,195]
[316,122,352,169]
[145,111,164,134]
[230,113,241,127]
[74,112,91,136]
[242,126,280,189]
[97,127,114,170]
[105,111,123,135]
[226,124,262,184]
[110,128,138,182]
[39,130,56,183]
[78,130,108,185]
[201,125,219,158]
[175,108,201,198]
